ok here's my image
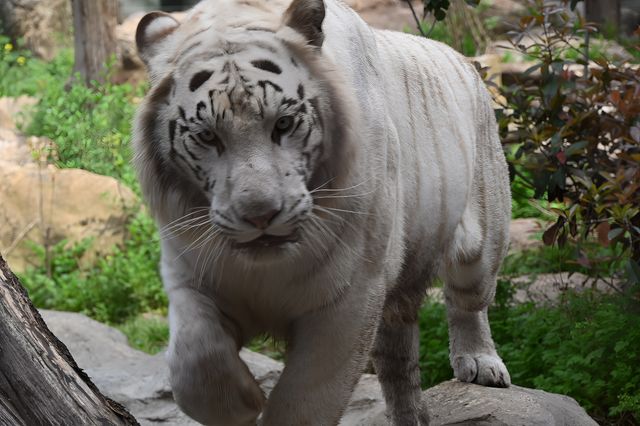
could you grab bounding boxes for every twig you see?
[404,0,426,37]
[4,220,38,256]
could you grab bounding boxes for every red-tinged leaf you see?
[577,253,591,268]
[596,222,610,247]
[558,229,568,247]
[556,151,567,164]
[611,90,621,104]
[543,223,560,246]
[520,16,533,27]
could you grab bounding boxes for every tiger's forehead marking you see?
[173,33,309,100]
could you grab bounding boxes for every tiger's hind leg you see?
[371,265,432,426]
[442,210,511,388]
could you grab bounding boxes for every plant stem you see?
[405,0,427,37]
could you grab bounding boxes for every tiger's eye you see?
[199,129,218,145]
[275,116,294,132]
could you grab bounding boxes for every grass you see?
[19,212,166,325]
[118,315,170,354]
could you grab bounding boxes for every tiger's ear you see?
[136,11,180,65]
[283,0,325,48]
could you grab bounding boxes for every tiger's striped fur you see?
[133,0,511,424]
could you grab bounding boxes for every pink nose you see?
[244,209,280,230]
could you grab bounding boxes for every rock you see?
[40,310,597,426]
[0,163,139,273]
[0,96,52,167]
[0,96,38,130]
[511,272,620,305]
[357,0,420,32]
[422,380,598,426]
[0,0,72,61]
[0,129,35,166]
[39,310,281,426]
[509,218,544,252]
[344,0,396,13]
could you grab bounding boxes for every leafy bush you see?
[492,282,640,424]
[494,0,640,280]
[26,74,145,188]
[0,36,145,188]
[418,281,640,424]
[418,301,451,388]
[19,212,166,325]
[0,35,74,97]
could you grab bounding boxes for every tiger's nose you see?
[243,209,280,230]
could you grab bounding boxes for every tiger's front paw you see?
[168,344,265,425]
[451,353,511,388]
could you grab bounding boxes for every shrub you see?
[19,212,166,325]
[491,281,640,424]
[418,280,640,424]
[0,35,73,97]
[26,73,146,188]
[494,0,640,281]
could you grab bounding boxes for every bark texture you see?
[585,0,621,32]
[0,255,139,425]
[71,0,119,84]
[0,0,72,60]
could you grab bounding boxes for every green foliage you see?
[413,20,479,56]
[496,1,640,271]
[423,0,451,21]
[26,74,145,188]
[418,281,640,424]
[502,243,627,277]
[492,284,640,424]
[247,336,286,361]
[418,301,451,387]
[0,35,73,97]
[19,212,166,325]
[118,315,170,354]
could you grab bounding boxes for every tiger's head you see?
[134,0,358,255]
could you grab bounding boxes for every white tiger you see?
[133,0,512,424]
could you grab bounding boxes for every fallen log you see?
[0,255,139,425]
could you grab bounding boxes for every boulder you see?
[40,310,598,426]
[0,96,38,130]
[422,380,598,426]
[0,163,139,273]
[0,0,72,61]
[509,218,544,252]
[511,272,621,305]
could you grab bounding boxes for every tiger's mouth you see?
[232,230,300,249]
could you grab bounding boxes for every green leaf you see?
[607,228,624,241]
[564,141,589,157]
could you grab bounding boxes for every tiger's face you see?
[135,0,338,251]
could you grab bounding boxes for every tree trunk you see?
[585,0,621,35]
[0,0,72,60]
[0,255,139,425]
[71,0,119,85]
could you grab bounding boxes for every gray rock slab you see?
[39,310,597,426]
[422,380,598,426]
